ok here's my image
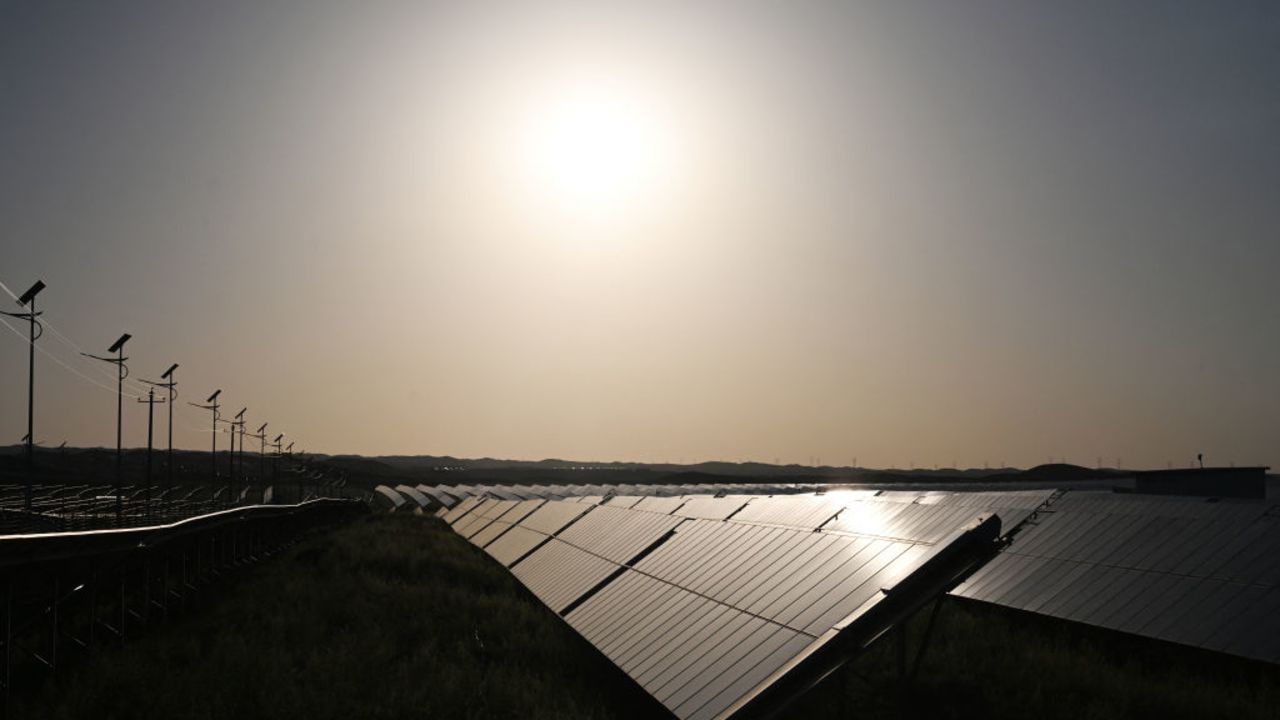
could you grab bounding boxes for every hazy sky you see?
[1,1,1276,469]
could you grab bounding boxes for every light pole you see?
[272,433,284,499]
[254,422,268,497]
[230,408,245,505]
[141,363,178,509]
[136,386,166,518]
[238,412,248,502]
[83,332,131,522]
[286,441,300,501]
[1,280,45,511]
[189,389,221,495]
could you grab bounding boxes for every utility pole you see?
[142,363,178,510]
[230,408,246,506]
[2,280,45,511]
[83,332,131,522]
[189,389,221,495]
[136,386,165,519]
[237,410,247,504]
[272,433,284,499]
[253,422,268,501]
[287,441,299,501]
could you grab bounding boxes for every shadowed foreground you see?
[18,514,1278,719]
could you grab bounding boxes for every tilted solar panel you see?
[395,485,431,508]
[728,495,843,531]
[952,494,1280,663]
[633,496,686,514]
[442,495,483,525]
[372,485,406,509]
[511,539,621,614]
[450,495,1001,718]
[674,496,750,521]
[454,499,516,539]
[555,505,684,565]
[470,499,545,548]
[485,525,550,567]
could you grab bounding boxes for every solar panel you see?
[953,493,1280,663]
[604,495,645,508]
[511,539,622,614]
[442,496,484,525]
[520,501,594,535]
[469,499,545,548]
[674,496,750,521]
[485,525,551,567]
[565,570,814,720]
[555,505,685,565]
[729,495,843,531]
[451,493,1002,718]
[372,485,406,509]
[455,499,519,539]
[633,496,686,514]
[417,485,459,508]
[394,485,431,508]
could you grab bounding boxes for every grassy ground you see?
[18,514,1278,719]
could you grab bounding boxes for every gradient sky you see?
[1,1,1276,469]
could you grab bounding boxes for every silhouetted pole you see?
[137,387,165,518]
[230,407,245,506]
[2,280,45,510]
[83,333,131,522]
[254,422,268,497]
[287,441,299,501]
[162,364,177,494]
[238,415,247,500]
[272,433,283,499]
[142,363,179,508]
[189,389,221,496]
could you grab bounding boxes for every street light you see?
[189,389,221,491]
[1,280,45,510]
[230,407,246,505]
[83,332,131,522]
[136,384,167,518]
[272,433,284,495]
[253,422,268,493]
[141,362,178,510]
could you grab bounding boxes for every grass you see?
[18,514,1279,719]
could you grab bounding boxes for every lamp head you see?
[17,280,45,307]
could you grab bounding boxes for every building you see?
[1132,466,1270,499]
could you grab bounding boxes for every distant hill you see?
[0,445,1130,490]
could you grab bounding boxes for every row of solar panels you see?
[0,483,280,533]
[372,481,826,512]
[437,488,1054,719]
[953,492,1280,664]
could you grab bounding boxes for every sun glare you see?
[522,85,670,213]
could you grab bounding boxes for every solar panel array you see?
[400,480,1280,715]
[442,489,1047,719]
[952,493,1280,663]
[373,481,824,512]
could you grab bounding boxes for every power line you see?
[1,275,148,392]
[0,315,144,398]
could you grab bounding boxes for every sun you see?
[521,85,670,212]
